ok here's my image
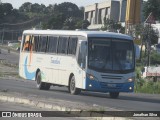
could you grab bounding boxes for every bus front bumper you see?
[85,78,134,93]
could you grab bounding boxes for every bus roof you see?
[23,30,133,40]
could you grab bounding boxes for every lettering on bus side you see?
[51,57,60,64]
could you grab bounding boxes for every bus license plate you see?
[107,84,116,88]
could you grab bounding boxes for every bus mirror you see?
[134,44,140,59]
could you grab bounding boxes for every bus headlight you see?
[87,74,98,81]
[128,77,135,82]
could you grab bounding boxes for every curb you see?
[0,94,79,112]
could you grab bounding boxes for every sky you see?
[1,0,107,8]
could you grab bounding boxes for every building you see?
[84,0,144,30]
[84,0,127,30]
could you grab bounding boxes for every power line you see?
[0,17,39,26]
[0,29,23,33]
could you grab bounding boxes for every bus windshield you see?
[88,38,135,73]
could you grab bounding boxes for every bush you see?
[150,51,160,65]
[135,79,160,94]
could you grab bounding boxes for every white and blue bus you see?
[19,30,138,98]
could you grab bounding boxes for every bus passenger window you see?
[23,35,31,51]
[68,37,78,55]
[38,36,47,52]
[32,36,39,52]
[47,36,58,53]
[57,37,68,54]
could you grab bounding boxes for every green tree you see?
[0,3,13,18]
[43,2,84,30]
[143,0,160,20]
[101,18,123,32]
[133,24,144,39]
[0,3,23,24]
[142,25,158,46]
[29,3,46,13]
[135,24,158,66]
[42,13,64,29]
[54,2,81,19]
[150,51,160,65]
[19,2,32,12]
[78,6,85,19]
[81,19,90,29]
[63,17,76,30]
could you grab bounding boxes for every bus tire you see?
[109,92,119,99]
[44,83,51,90]
[36,71,50,90]
[69,76,81,95]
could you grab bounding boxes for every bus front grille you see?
[101,75,122,80]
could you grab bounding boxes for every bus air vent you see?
[101,75,122,80]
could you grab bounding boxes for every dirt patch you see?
[0,60,19,79]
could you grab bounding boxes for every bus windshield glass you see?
[88,38,134,73]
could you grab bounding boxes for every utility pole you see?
[2,25,5,45]
[145,12,156,67]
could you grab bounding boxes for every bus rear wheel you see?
[109,92,119,99]
[36,71,50,90]
[69,76,81,95]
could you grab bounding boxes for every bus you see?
[19,30,139,98]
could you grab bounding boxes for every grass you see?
[135,78,160,94]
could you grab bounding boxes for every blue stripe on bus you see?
[24,56,36,80]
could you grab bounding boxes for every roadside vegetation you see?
[135,51,160,94]
[133,0,160,94]
[0,61,18,78]
[135,79,160,94]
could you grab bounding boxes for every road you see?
[0,78,160,111]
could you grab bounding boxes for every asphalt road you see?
[0,78,160,111]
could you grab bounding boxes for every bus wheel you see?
[36,72,50,90]
[109,92,119,99]
[69,76,81,95]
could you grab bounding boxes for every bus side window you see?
[57,37,68,54]
[22,35,31,51]
[68,37,78,55]
[32,36,39,52]
[38,36,47,52]
[47,36,58,53]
